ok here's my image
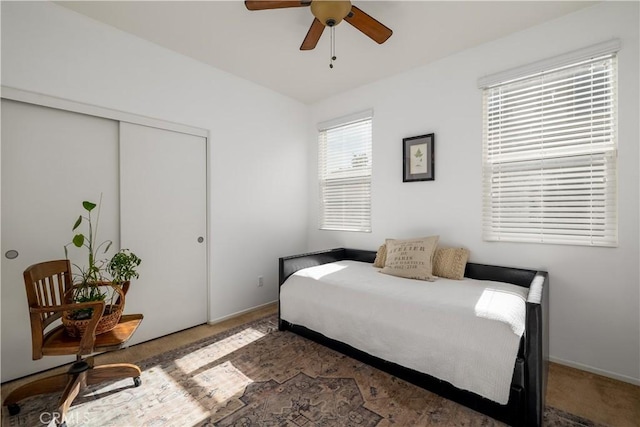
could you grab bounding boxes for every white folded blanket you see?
[280,260,528,404]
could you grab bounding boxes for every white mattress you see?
[280,260,528,404]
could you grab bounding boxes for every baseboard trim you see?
[207,300,278,325]
[550,356,640,386]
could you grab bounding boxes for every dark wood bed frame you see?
[278,248,549,427]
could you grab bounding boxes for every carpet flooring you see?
[2,315,604,427]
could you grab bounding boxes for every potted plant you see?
[107,249,142,304]
[62,197,141,337]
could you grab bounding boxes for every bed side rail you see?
[464,262,538,287]
[343,248,377,263]
[524,271,549,427]
[279,248,377,285]
[279,248,346,285]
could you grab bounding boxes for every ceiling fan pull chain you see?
[330,26,337,69]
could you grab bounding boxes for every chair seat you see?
[42,314,144,356]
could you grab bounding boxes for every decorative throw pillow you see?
[373,244,387,268]
[380,236,439,281]
[433,247,470,280]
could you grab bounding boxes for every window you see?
[480,42,619,246]
[318,110,372,232]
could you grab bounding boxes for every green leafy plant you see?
[63,196,141,320]
[64,198,112,308]
[108,249,142,285]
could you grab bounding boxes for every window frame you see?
[318,110,373,233]
[480,44,619,247]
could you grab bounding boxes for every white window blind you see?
[482,53,618,246]
[318,112,372,232]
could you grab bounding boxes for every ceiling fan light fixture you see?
[310,0,352,27]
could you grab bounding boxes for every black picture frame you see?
[403,133,434,182]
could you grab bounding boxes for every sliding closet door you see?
[119,122,207,343]
[1,99,119,381]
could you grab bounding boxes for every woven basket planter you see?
[62,282,126,338]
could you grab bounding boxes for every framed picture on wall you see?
[403,133,434,182]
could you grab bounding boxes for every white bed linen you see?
[280,260,528,404]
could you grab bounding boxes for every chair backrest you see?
[23,259,74,359]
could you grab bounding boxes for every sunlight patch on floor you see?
[193,360,253,404]
[175,327,266,374]
[75,368,210,426]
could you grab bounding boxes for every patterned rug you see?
[2,315,603,427]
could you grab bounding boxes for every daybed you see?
[278,247,549,427]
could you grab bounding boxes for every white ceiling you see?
[57,1,597,104]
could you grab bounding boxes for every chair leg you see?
[2,372,71,406]
[3,361,141,422]
[56,371,86,426]
[86,363,141,386]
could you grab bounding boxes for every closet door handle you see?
[197,237,204,243]
[5,250,19,259]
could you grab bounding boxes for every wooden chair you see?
[2,260,144,426]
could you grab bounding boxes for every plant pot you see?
[62,282,126,337]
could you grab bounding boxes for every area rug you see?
[2,315,603,427]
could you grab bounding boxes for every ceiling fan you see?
[244,1,393,51]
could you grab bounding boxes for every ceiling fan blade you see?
[245,1,310,11]
[300,18,324,51]
[344,5,393,44]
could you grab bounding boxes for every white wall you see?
[308,2,640,384]
[0,1,309,328]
